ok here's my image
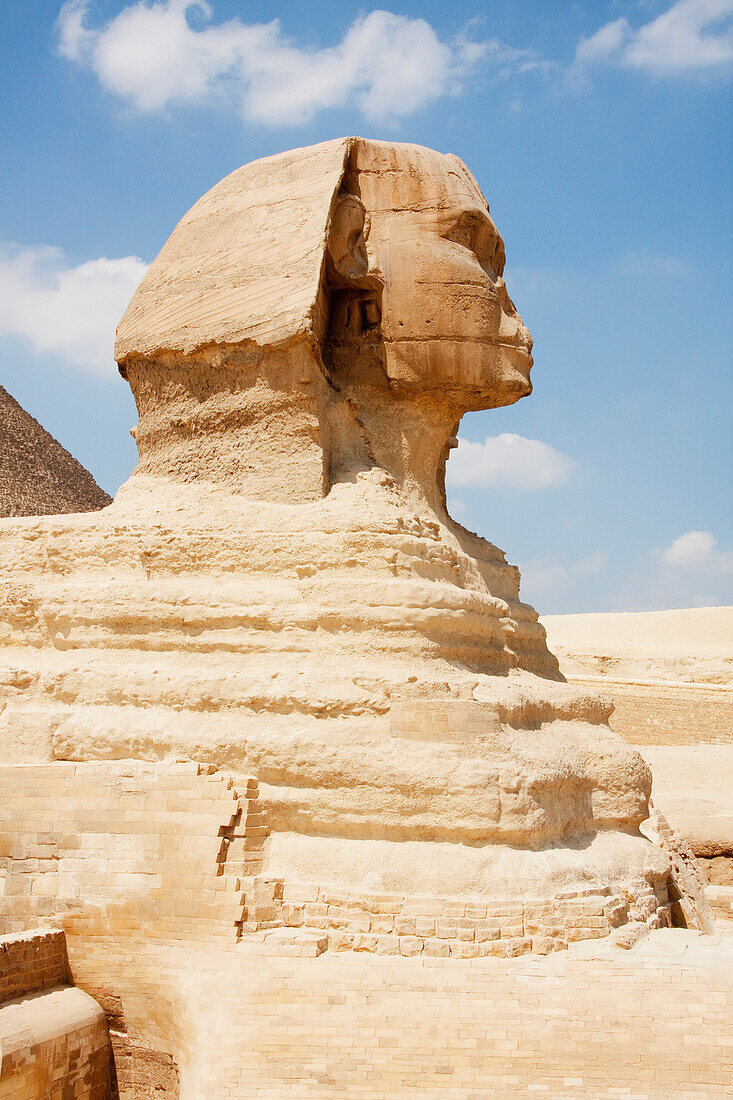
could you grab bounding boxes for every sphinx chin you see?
[509,372,534,400]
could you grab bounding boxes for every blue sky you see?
[1,0,731,612]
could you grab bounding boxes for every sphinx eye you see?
[444,213,506,278]
[445,215,478,252]
[473,224,506,279]
[489,238,506,278]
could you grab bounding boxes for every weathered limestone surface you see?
[67,929,733,1099]
[0,759,662,962]
[0,138,667,914]
[1,139,720,1095]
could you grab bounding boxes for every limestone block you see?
[0,764,250,943]
[252,928,328,957]
[0,929,110,1100]
[389,699,501,742]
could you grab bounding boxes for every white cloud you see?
[57,0,493,126]
[575,18,631,66]
[519,552,609,598]
[0,243,147,374]
[608,531,733,610]
[660,529,733,571]
[446,433,576,491]
[576,0,733,74]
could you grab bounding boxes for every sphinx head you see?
[326,142,533,410]
[115,138,533,501]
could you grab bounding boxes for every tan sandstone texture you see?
[1,138,727,1097]
[0,384,110,518]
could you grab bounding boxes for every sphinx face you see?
[355,144,533,411]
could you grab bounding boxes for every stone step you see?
[247,929,328,958]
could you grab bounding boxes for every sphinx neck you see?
[123,343,332,504]
[331,389,460,514]
[122,344,460,514]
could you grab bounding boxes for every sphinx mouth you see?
[500,343,534,381]
[498,341,533,362]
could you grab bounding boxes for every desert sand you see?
[543,606,733,896]
[543,605,733,684]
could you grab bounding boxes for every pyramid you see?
[0,383,110,518]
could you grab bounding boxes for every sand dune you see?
[542,606,733,898]
[542,606,733,685]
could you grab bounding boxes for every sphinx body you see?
[0,139,668,917]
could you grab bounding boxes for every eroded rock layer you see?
[0,138,671,933]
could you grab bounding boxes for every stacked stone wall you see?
[66,933,733,1097]
[247,878,668,957]
[0,929,110,1100]
[0,761,671,959]
[0,926,69,1000]
[571,678,733,746]
[0,761,264,943]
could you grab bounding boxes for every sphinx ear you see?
[327,193,370,281]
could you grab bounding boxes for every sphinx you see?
[0,139,670,932]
